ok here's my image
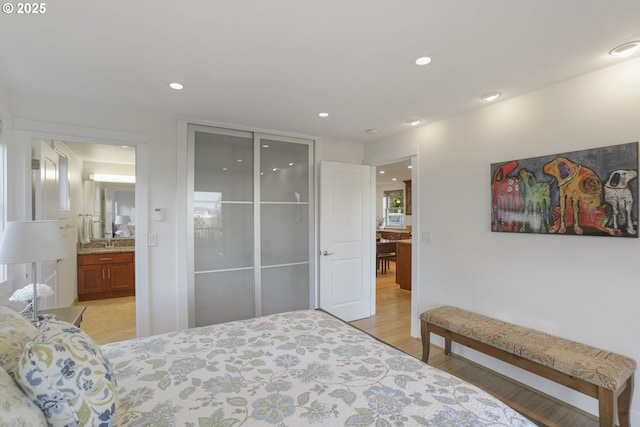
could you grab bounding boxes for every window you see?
[383,190,404,227]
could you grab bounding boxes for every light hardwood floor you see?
[352,260,599,427]
[78,264,599,426]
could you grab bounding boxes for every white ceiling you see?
[1,1,639,145]
[376,160,412,187]
[62,141,135,165]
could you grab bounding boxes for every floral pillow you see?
[0,305,37,378]
[0,365,46,427]
[15,319,117,427]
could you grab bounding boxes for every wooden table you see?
[376,239,397,275]
[39,306,87,327]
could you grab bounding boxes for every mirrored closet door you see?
[188,125,314,326]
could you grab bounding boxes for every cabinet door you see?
[78,265,107,297]
[107,263,135,292]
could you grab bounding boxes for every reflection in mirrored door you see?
[188,125,313,326]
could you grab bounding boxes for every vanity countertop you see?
[77,246,135,255]
[77,238,135,255]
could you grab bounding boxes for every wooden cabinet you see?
[395,241,411,291]
[78,252,135,301]
[404,180,412,215]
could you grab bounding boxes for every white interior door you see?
[33,139,60,309]
[319,161,372,321]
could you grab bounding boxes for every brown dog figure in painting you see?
[604,169,637,235]
[518,168,551,233]
[543,157,613,235]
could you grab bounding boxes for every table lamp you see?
[114,215,131,226]
[114,215,131,237]
[0,220,68,321]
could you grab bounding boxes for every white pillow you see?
[16,319,117,427]
[0,365,46,426]
[0,305,37,378]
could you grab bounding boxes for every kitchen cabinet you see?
[395,240,411,291]
[404,180,412,215]
[77,252,135,301]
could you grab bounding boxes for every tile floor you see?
[74,296,136,344]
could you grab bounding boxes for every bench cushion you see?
[421,306,636,392]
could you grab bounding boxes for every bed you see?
[2,307,536,426]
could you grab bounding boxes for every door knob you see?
[322,250,335,256]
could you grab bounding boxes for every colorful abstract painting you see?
[491,142,638,237]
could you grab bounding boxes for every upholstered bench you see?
[420,306,636,427]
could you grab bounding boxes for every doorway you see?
[375,159,412,295]
[50,139,137,341]
[354,156,419,339]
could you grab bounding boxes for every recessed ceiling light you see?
[237,159,243,162]
[407,119,422,126]
[289,162,294,166]
[169,82,184,90]
[609,41,640,57]
[222,167,228,171]
[379,170,385,174]
[408,165,412,169]
[415,56,432,66]
[262,144,270,148]
[392,178,397,181]
[481,92,501,102]
[366,129,379,135]
[273,168,278,171]
[318,112,329,118]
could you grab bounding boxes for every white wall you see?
[365,56,640,421]
[317,138,364,164]
[5,94,366,336]
[8,93,178,335]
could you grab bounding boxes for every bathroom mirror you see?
[83,181,135,238]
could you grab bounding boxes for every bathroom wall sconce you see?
[89,173,136,183]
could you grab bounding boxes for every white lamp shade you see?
[0,220,68,264]
[114,215,131,225]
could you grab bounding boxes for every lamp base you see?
[19,301,34,318]
[19,301,55,323]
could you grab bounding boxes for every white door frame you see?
[365,149,420,337]
[11,119,151,336]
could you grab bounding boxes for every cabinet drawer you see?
[78,252,133,265]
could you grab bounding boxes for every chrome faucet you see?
[105,238,114,248]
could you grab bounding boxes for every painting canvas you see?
[491,142,638,237]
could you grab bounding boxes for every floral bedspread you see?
[101,310,535,427]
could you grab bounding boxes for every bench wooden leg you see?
[420,320,431,363]
[444,338,452,355]
[598,387,615,427]
[617,376,633,427]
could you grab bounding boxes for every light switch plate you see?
[148,233,158,246]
